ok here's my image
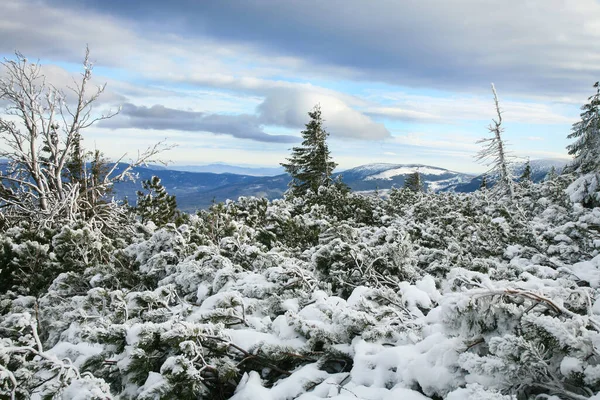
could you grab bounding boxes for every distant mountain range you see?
[165,163,285,176]
[336,164,474,192]
[114,163,477,211]
[446,159,568,192]
[0,159,572,212]
[143,159,568,211]
[106,164,475,211]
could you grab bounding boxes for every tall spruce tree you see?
[567,82,600,174]
[404,171,424,192]
[281,105,337,196]
[87,150,113,211]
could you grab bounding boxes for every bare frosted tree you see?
[476,83,514,200]
[0,48,170,227]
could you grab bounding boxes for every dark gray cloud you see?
[101,103,297,143]
[45,0,600,98]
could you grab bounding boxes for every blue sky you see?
[2,0,598,173]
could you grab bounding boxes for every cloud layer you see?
[102,104,297,143]
[0,0,582,169]
[42,0,600,98]
[5,0,600,99]
[105,89,391,143]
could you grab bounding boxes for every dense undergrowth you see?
[2,172,600,400]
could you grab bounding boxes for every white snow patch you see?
[47,342,103,368]
[231,371,273,400]
[137,371,167,399]
[281,298,299,313]
[366,166,448,180]
[568,254,600,287]
[560,356,584,377]
[60,377,111,400]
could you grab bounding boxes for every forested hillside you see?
[3,54,600,400]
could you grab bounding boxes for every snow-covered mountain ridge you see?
[447,158,569,192]
[334,163,474,192]
[104,159,569,210]
[365,166,451,180]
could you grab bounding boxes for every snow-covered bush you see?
[2,177,600,399]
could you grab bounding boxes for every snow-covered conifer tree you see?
[546,166,558,181]
[404,171,424,192]
[135,176,179,227]
[567,82,600,174]
[281,105,337,197]
[520,159,532,182]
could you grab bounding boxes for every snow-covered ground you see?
[2,178,600,399]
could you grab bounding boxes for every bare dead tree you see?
[476,83,514,200]
[0,48,171,227]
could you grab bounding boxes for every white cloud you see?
[364,92,577,125]
[390,132,480,152]
[257,89,390,140]
[5,0,600,100]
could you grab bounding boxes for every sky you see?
[1,0,599,173]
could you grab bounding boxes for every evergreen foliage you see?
[2,173,599,400]
[3,55,600,400]
[546,166,558,181]
[567,82,600,174]
[404,171,424,192]
[520,159,532,182]
[564,82,600,207]
[64,132,86,191]
[135,176,180,227]
[281,105,337,197]
[480,175,488,190]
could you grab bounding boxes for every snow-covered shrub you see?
[312,223,418,297]
[3,179,600,399]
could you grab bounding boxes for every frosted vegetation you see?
[2,54,600,400]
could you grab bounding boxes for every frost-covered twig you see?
[203,336,292,377]
[531,382,590,400]
[0,364,17,400]
[472,288,600,332]
[0,49,171,227]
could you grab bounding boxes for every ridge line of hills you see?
[109,159,569,211]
